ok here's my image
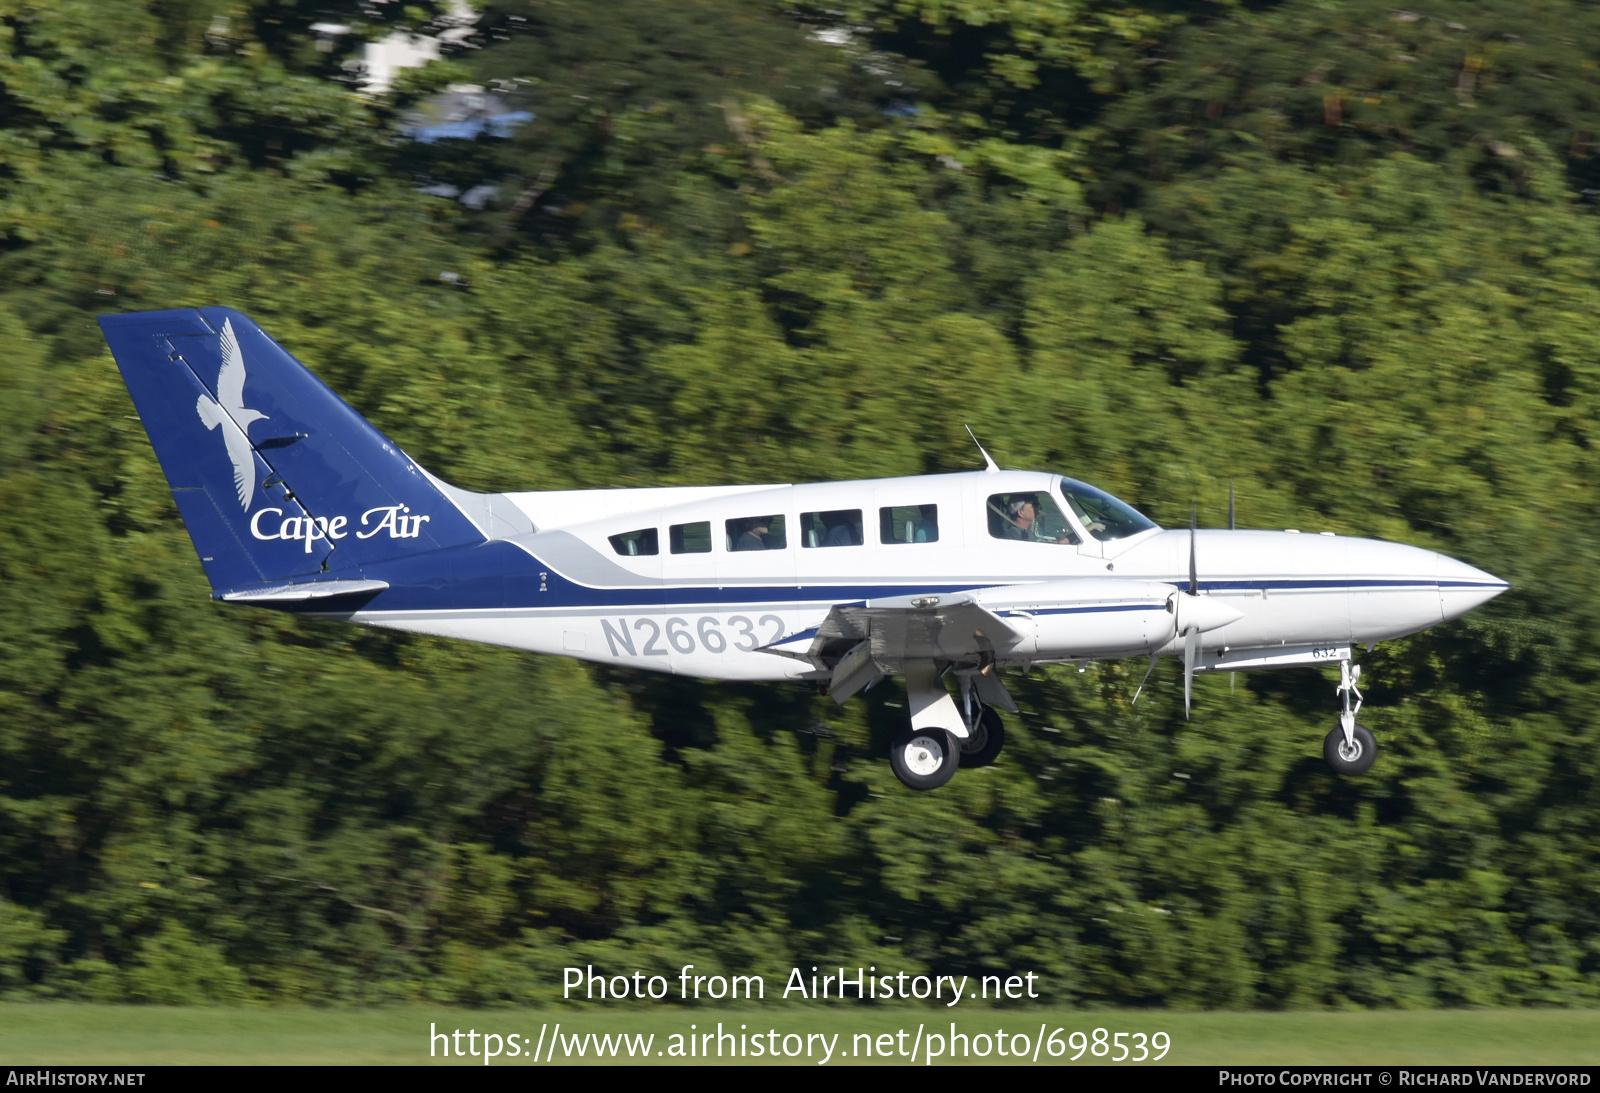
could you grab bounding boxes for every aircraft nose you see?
[1436,551,1509,621]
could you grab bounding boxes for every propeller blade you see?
[1183,626,1199,718]
[1189,504,1198,596]
[1131,653,1159,706]
[1228,479,1235,530]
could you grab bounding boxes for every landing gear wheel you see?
[1324,722,1377,776]
[958,707,1005,768]
[889,726,961,791]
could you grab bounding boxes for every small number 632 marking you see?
[600,614,785,659]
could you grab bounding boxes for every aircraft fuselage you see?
[319,470,1504,683]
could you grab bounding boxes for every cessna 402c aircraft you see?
[101,307,1508,791]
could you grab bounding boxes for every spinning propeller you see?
[1132,492,1245,713]
[1169,502,1244,718]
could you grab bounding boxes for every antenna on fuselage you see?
[964,425,999,473]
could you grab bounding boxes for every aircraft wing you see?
[812,594,1024,665]
[777,593,1025,706]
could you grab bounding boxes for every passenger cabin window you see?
[726,514,787,551]
[1058,477,1157,542]
[608,528,659,557]
[987,492,1079,545]
[801,509,862,548]
[880,504,939,544]
[670,521,712,554]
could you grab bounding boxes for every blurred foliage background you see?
[0,0,1597,1007]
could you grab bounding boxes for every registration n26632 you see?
[600,614,786,658]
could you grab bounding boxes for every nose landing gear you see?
[1325,660,1376,775]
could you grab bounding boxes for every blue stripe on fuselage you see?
[277,539,1493,616]
[295,541,989,614]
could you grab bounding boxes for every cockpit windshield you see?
[1058,477,1158,542]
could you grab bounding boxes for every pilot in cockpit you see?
[1004,498,1038,540]
[1005,496,1074,544]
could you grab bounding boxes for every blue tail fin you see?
[99,307,488,594]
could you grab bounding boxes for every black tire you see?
[1324,722,1377,776]
[889,725,961,790]
[958,706,1006,768]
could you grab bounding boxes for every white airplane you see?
[100,308,1509,790]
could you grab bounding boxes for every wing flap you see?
[810,595,1024,669]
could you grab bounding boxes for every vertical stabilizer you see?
[99,307,487,594]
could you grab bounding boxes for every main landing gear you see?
[1324,660,1377,775]
[954,670,1007,769]
[889,726,961,790]
[887,670,1008,791]
[959,705,1006,768]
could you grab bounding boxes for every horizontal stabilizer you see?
[221,579,389,603]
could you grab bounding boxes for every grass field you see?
[0,1005,1597,1066]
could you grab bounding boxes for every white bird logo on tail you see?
[194,318,269,509]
